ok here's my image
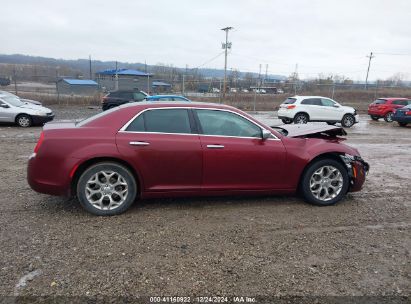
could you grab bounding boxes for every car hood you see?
[21,99,42,106]
[18,103,52,112]
[273,124,347,138]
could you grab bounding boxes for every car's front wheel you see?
[281,118,293,124]
[384,112,394,122]
[16,114,32,127]
[294,113,309,124]
[76,162,137,215]
[301,158,349,206]
[370,115,379,121]
[341,114,355,128]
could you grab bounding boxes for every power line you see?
[193,51,225,69]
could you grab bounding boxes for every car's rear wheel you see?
[341,114,355,128]
[370,115,379,121]
[398,122,408,127]
[16,114,32,127]
[294,113,309,124]
[76,162,137,215]
[301,159,349,206]
[281,118,293,124]
[384,112,394,122]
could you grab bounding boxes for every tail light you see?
[377,105,387,110]
[287,105,296,109]
[406,111,411,116]
[101,97,108,104]
[34,132,44,153]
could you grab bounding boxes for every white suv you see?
[277,96,359,128]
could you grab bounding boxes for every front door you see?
[194,109,287,190]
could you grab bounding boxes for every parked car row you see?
[0,91,54,127]
[368,97,411,126]
[277,95,411,128]
[101,90,190,111]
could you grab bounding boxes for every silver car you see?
[0,92,54,127]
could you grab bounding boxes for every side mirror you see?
[261,129,272,140]
[0,104,10,108]
[333,104,340,108]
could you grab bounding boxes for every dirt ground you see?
[0,105,410,301]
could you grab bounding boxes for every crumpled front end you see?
[340,154,370,192]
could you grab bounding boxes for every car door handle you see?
[207,144,224,149]
[129,141,150,146]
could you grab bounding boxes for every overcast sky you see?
[1,0,410,80]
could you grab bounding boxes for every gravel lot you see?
[0,105,410,301]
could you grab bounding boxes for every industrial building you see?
[56,79,99,96]
[96,69,152,92]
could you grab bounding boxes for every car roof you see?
[118,100,235,111]
[146,95,188,99]
[378,97,409,100]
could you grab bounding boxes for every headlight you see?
[35,111,47,116]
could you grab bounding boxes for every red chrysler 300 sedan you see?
[28,102,369,215]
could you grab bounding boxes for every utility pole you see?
[265,64,268,84]
[365,52,375,90]
[294,63,298,95]
[89,55,92,79]
[182,74,185,95]
[221,26,233,97]
[13,66,18,95]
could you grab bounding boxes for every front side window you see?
[133,92,146,101]
[321,98,336,107]
[126,109,192,134]
[196,109,262,138]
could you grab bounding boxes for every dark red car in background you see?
[28,102,369,215]
[368,97,411,122]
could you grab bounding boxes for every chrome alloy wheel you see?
[343,115,354,127]
[85,170,128,210]
[295,114,308,124]
[309,165,343,201]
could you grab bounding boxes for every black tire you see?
[300,158,349,206]
[16,114,32,127]
[370,115,379,121]
[281,118,293,124]
[398,122,408,127]
[294,113,309,124]
[341,114,355,128]
[76,162,137,216]
[384,112,394,122]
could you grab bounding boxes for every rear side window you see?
[373,99,387,104]
[301,98,322,105]
[283,98,296,104]
[126,109,192,134]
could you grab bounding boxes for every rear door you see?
[116,108,202,192]
[194,109,287,190]
[300,98,323,120]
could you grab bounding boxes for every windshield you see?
[2,96,24,107]
[76,105,119,126]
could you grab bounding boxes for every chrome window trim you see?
[119,106,280,140]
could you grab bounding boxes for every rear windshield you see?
[373,99,387,104]
[76,106,119,127]
[283,98,296,104]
